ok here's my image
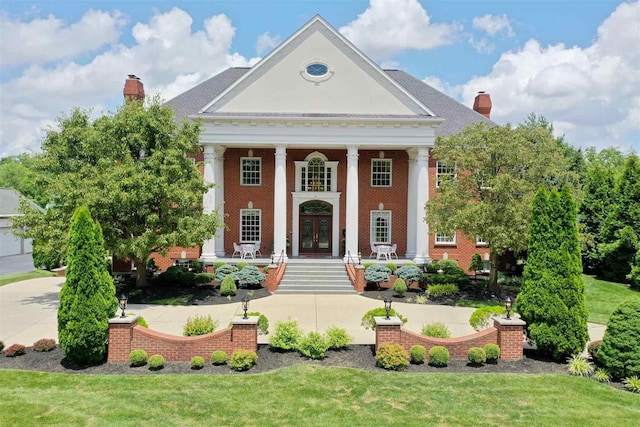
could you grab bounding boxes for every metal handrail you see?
[271,249,286,265]
[346,250,362,266]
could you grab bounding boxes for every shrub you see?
[393,278,407,297]
[599,226,638,283]
[428,346,450,367]
[190,356,205,370]
[567,354,594,377]
[194,273,214,285]
[148,354,165,370]
[395,265,423,286]
[592,367,611,383]
[214,264,238,283]
[484,344,500,363]
[410,345,426,364]
[247,312,269,335]
[364,264,391,287]
[325,326,353,349]
[235,265,266,288]
[32,245,64,270]
[421,322,452,338]
[220,275,237,296]
[598,299,640,378]
[426,284,459,299]
[469,306,506,331]
[158,266,193,286]
[211,350,228,365]
[236,261,249,270]
[385,262,397,273]
[137,316,149,328]
[4,344,26,357]
[229,349,258,371]
[468,347,486,365]
[297,332,329,359]
[623,376,640,393]
[361,307,407,330]
[213,261,226,270]
[33,338,56,352]
[587,340,602,361]
[415,294,427,304]
[270,319,303,351]
[376,343,409,371]
[128,349,148,367]
[183,314,218,336]
[0,340,4,352]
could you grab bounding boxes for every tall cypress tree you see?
[516,187,588,359]
[58,206,117,365]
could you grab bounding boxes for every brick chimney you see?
[123,74,145,101]
[473,91,492,119]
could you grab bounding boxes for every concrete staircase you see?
[277,259,356,294]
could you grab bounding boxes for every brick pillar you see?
[266,263,279,292]
[493,317,526,360]
[231,316,259,353]
[108,316,139,362]
[354,264,365,292]
[374,316,403,352]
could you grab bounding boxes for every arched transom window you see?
[295,152,338,192]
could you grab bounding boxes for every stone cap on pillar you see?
[108,315,140,325]
[493,317,526,327]
[374,316,404,327]
[232,316,259,325]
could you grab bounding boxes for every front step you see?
[277,259,356,294]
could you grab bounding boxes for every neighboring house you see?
[0,188,39,257]
[124,15,492,272]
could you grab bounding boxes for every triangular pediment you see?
[201,16,434,117]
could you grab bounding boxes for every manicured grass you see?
[147,295,192,305]
[0,366,637,426]
[583,274,640,324]
[456,299,504,308]
[0,270,57,286]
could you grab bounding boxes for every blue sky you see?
[1,0,638,157]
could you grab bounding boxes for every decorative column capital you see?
[347,146,359,159]
[275,144,287,158]
[416,146,429,163]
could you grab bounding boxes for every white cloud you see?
[256,32,281,55]
[339,0,461,60]
[0,9,125,67]
[0,7,260,158]
[469,37,496,54]
[457,1,640,151]
[472,14,514,37]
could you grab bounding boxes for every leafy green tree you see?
[469,253,484,279]
[13,98,223,286]
[425,122,577,291]
[0,154,48,207]
[58,206,117,365]
[516,187,589,360]
[598,226,638,283]
[394,264,423,287]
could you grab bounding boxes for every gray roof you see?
[0,188,42,216]
[164,67,492,136]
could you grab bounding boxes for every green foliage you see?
[360,308,407,330]
[628,247,640,290]
[33,338,56,352]
[516,187,589,360]
[592,368,611,383]
[426,284,459,299]
[128,349,148,367]
[598,299,640,378]
[220,275,237,297]
[213,261,226,270]
[623,376,640,393]
[428,346,450,367]
[4,344,26,357]
[587,340,602,361]
[236,262,249,270]
[32,245,64,270]
[598,226,638,283]
[58,206,117,365]
[566,354,594,377]
[190,356,205,369]
[270,319,303,351]
[467,347,486,365]
[362,262,374,269]
[410,345,426,364]
[483,344,500,363]
[364,264,391,285]
[146,258,159,278]
[325,326,353,349]
[297,332,329,360]
[183,314,218,336]
[194,273,214,285]
[210,350,227,365]
[469,306,506,331]
[601,154,640,242]
[228,349,258,371]
[376,343,409,371]
[215,264,238,283]
[385,263,397,273]
[394,265,423,285]
[421,322,452,338]
[392,278,407,297]
[247,312,269,335]
[148,354,165,370]
[0,154,49,207]
[158,266,198,287]
[235,265,266,288]
[415,294,427,304]
[136,316,149,328]
[189,260,203,273]
[469,253,484,273]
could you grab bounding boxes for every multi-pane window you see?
[371,159,392,187]
[370,211,391,244]
[241,158,261,186]
[435,233,456,244]
[476,236,487,245]
[302,157,330,191]
[240,209,261,242]
[174,259,192,268]
[436,161,456,187]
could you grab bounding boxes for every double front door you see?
[299,214,332,254]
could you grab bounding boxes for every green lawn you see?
[0,366,637,426]
[583,274,640,324]
[0,270,57,286]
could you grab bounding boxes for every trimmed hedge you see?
[376,343,409,371]
[598,299,640,378]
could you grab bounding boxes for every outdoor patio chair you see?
[369,242,380,259]
[389,244,398,259]
[253,241,262,257]
[232,242,242,258]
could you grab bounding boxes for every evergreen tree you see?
[58,206,117,365]
[602,154,640,242]
[516,187,589,360]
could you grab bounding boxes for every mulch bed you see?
[126,284,271,306]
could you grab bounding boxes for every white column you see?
[201,145,225,262]
[413,147,431,265]
[214,146,225,257]
[273,145,288,262]
[344,146,359,262]
[405,149,417,258]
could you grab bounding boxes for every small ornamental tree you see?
[364,264,391,289]
[516,187,589,360]
[597,299,640,379]
[220,275,237,296]
[235,265,266,288]
[58,206,117,365]
[469,253,484,279]
[394,265,422,287]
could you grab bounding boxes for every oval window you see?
[306,63,328,77]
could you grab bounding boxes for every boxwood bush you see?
[297,331,329,360]
[211,350,227,365]
[597,299,640,378]
[484,343,501,363]
[376,343,409,371]
[128,349,148,367]
[229,349,258,371]
[393,278,407,297]
[270,319,303,351]
[467,347,486,366]
[325,326,353,349]
[220,275,237,297]
[428,346,450,367]
[190,356,205,370]
[148,354,165,370]
[410,345,426,364]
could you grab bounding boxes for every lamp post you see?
[242,296,250,319]
[118,294,128,318]
[384,296,392,319]
[505,296,513,319]
[357,251,362,265]
[271,251,275,265]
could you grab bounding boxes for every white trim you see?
[240,157,262,186]
[371,158,392,187]
[370,210,392,244]
[435,233,456,245]
[240,209,262,243]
